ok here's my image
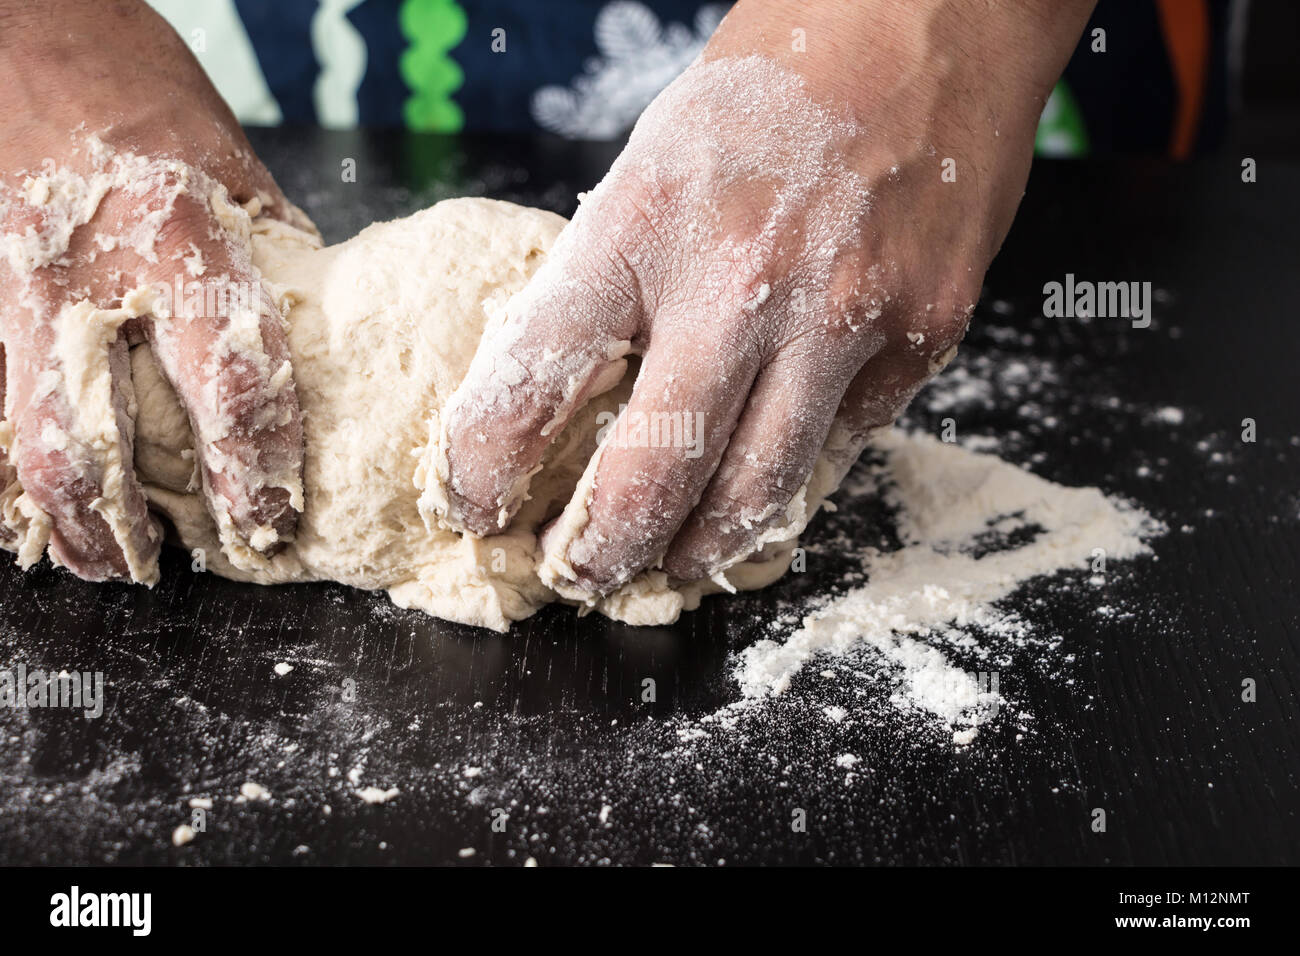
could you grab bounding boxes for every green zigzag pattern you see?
[399,0,468,132]
[1035,79,1089,158]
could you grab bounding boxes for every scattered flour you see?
[238,781,270,802]
[731,428,1161,742]
[354,786,400,804]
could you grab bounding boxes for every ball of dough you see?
[134,198,797,630]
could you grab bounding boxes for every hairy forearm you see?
[0,0,156,53]
[707,0,1096,128]
[0,0,216,143]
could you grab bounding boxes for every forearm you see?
[0,0,234,155]
[706,0,1096,130]
[0,0,159,55]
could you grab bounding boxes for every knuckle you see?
[563,255,642,326]
[606,168,676,243]
[711,458,804,530]
[886,280,977,364]
[151,204,210,259]
[623,464,698,527]
[0,201,45,240]
[703,311,764,364]
[777,261,889,368]
[704,244,774,316]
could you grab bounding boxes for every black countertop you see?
[1,130,1296,866]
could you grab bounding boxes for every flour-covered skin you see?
[0,1,308,582]
[127,196,817,632]
[432,0,1096,598]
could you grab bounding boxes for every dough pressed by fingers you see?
[133,198,824,631]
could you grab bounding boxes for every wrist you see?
[704,0,1095,135]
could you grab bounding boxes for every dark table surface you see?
[1,130,1296,866]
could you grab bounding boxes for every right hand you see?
[0,0,307,582]
[430,0,1091,596]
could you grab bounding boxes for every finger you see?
[539,324,761,594]
[138,192,304,566]
[811,337,964,502]
[665,331,961,585]
[837,331,962,444]
[661,345,860,584]
[1,291,161,582]
[426,238,642,537]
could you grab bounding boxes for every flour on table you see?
[725,429,1161,742]
[354,786,400,804]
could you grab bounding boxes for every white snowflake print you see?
[531,1,727,140]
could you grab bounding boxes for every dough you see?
[133,198,820,631]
